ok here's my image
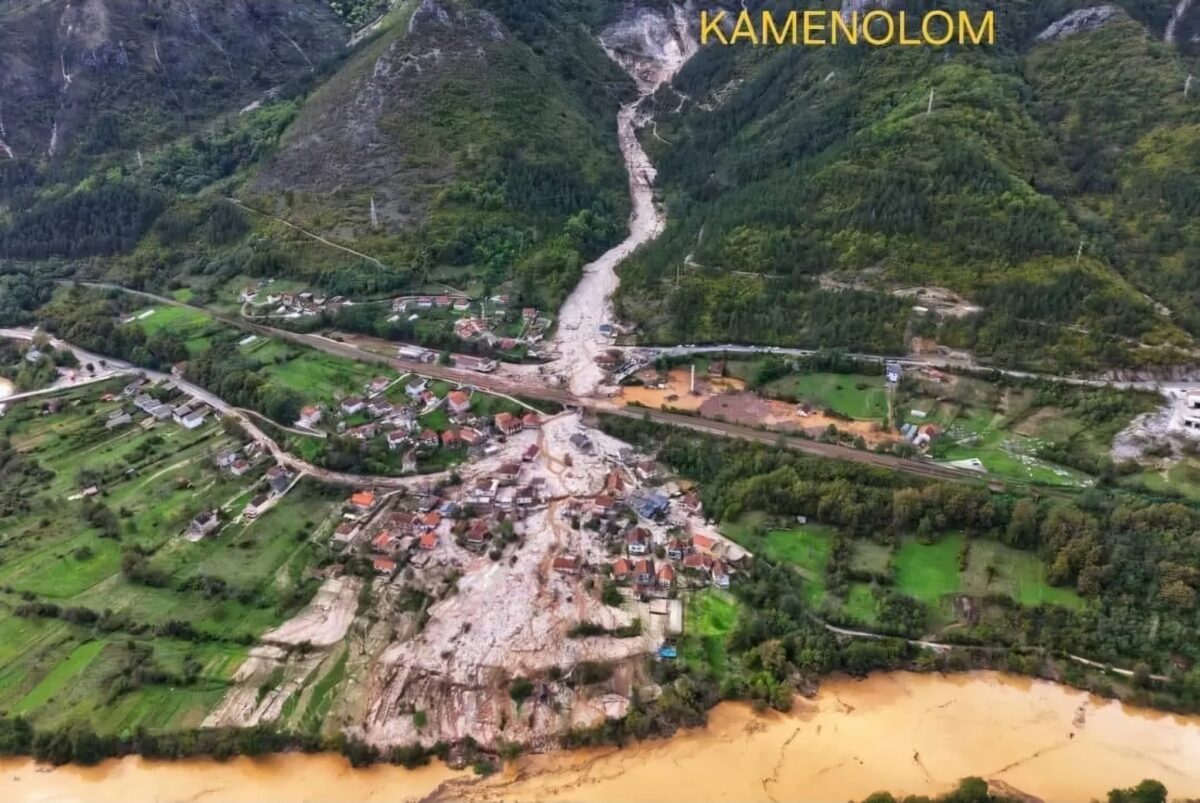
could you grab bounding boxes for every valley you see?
[1,1,1200,800]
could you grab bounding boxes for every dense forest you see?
[615,0,1200,371]
[599,415,1200,714]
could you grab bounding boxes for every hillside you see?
[615,0,1200,371]
[0,0,346,181]
[245,0,635,307]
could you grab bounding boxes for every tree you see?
[1107,780,1167,803]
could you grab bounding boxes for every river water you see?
[4,672,1198,802]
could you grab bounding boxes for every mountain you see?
[245,0,635,307]
[0,0,638,312]
[0,0,347,173]
[616,0,1200,371]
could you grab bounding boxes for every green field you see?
[136,305,222,356]
[933,406,1094,488]
[0,386,340,731]
[721,515,833,606]
[263,350,384,404]
[894,534,1082,609]
[680,590,739,677]
[766,372,889,420]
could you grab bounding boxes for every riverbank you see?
[4,672,1198,802]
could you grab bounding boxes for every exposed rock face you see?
[1035,5,1123,42]
[0,0,345,161]
[600,2,699,93]
[250,0,510,233]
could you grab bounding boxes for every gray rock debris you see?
[1035,5,1122,42]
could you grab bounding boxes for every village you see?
[238,278,553,362]
[319,411,743,634]
[189,407,750,745]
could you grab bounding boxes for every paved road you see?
[628,343,1200,392]
[1,326,440,490]
[54,284,1001,484]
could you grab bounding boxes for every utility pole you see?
[1075,238,1085,266]
[1186,74,1194,99]
[927,88,935,115]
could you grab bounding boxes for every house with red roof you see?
[612,558,631,582]
[447,390,472,416]
[350,491,376,512]
[495,412,522,436]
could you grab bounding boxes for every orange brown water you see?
[4,672,1199,802]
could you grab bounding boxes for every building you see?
[666,538,686,561]
[181,409,207,430]
[453,297,471,311]
[626,528,650,555]
[350,491,376,513]
[333,522,360,545]
[215,450,238,470]
[267,466,294,494]
[373,531,400,553]
[712,561,731,589]
[230,459,251,477]
[419,511,442,532]
[569,433,593,453]
[367,400,393,419]
[496,462,521,485]
[405,379,429,400]
[447,390,471,416]
[594,494,617,517]
[522,413,542,430]
[441,429,462,449]
[630,489,669,520]
[419,429,440,448]
[189,510,220,538]
[692,532,719,556]
[886,361,903,384]
[244,494,271,519]
[522,444,540,462]
[495,412,523,436]
[387,430,409,450]
[683,553,714,574]
[106,410,133,430]
[553,555,581,574]
[419,531,438,550]
[373,557,398,576]
[523,307,538,320]
[298,406,322,428]
[341,397,365,416]
[634,558,656,586]
[636,459,658,481]
[459,428,484,447]
[465,519,490,548]
[369,376,391,394]
[657,563,675,588]
[613,558,631,582]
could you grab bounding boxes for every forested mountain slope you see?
[0,0,345,187]
[246,0,635,306]
[0,0,638,312]
[618,0,1200,371]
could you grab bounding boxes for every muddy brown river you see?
[3,672,1198,802]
